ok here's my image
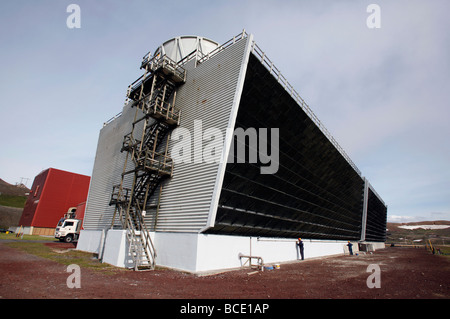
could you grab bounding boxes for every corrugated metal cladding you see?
[205,53,367,240]
[83,105,144,230]
[84,36,250,232]
[85,33,387,240]
[364,187,387,242]
[19,169,49,227]
[19,168,90,228]
[152,37,250,232]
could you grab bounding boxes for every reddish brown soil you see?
[0,241,449,301]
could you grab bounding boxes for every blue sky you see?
[1,0,449,223]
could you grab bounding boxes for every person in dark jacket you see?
[347,241,353,255]
[297,238,304,260]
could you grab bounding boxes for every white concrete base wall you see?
[195,235,354,273]
[153,232,198,272]
[371,242,386,250]
[101,230,135,268]
[196,234,253,272]
[16,226,33,235]
[77,230,383,273]
[77,230,105,254]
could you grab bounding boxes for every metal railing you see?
[146,54,186,82]
[103,111,122,127]
[127,54,186,100]
[148,97,180,125]
[137,151,173,176]
[197,30,247,64]
[110,185,130,205]
[125,208,156,270]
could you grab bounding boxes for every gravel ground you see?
[0,241,448,302]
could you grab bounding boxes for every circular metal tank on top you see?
[153,36,220,63]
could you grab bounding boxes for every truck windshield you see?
[63,221,74,228]
[57,218,64,227]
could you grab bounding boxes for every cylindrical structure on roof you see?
[153,36,219,62]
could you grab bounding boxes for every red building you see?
[19,168,91,235]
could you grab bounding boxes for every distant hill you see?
[387,220,450,231]
[387,221,450,246]
[0,178,29,229]
[0,206,23,229]
[0,178,30,196]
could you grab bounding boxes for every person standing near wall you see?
[347,241,353,255]
[297,238,304,260]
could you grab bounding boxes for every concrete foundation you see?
[77,229,385,274]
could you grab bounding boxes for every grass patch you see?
[435,245,450,257]
[0,232,55,241]
[4,241,125,275]
[0,194,27,208]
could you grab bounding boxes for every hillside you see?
[387,221,450,246]
[0,178,30,196]
[0,178,29,229]
[0,178,28,208]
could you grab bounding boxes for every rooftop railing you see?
[103,111,122,127]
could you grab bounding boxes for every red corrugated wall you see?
[18,168,91,228]
[19,169,49,227]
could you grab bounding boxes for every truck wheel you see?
[64,235,73,243]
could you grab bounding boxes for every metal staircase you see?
[109,53,186,270]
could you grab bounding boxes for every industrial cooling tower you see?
[78,32,387,273]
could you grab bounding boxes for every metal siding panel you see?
[151,38,249,232]
[83,104,141,230]
[20,168,90,229]
[84,37,248,233]
[33,169,90,228]
[19,169,49,227]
